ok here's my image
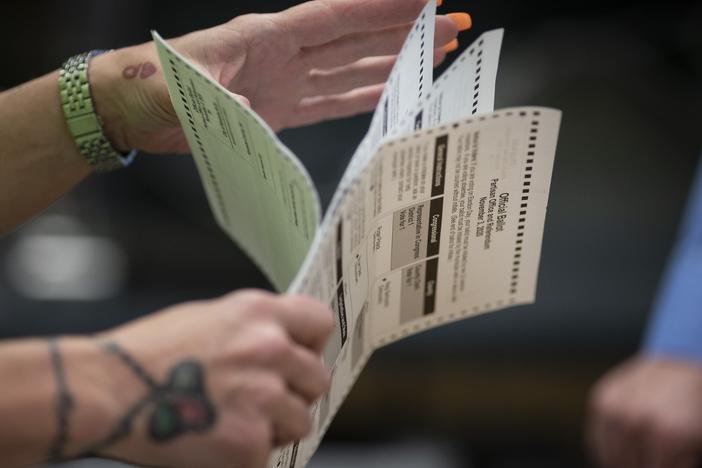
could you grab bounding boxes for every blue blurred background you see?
[2,0,701,466]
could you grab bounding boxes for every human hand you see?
[588,356,702,468]
[70,290,333,468]
[90,0,470,154]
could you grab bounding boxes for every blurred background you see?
[2,0,701,467]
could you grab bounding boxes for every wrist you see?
[89,43,175,153]
[57,337,139,457]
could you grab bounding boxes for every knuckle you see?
[286,294,334,332]
[320,310,335,335]
[234,323,291,365]
[219,289,254,305]
[292,411,313,440]
[234,12,261,24]
[242,289,276,308]
[256,324,292,358]
[305,358,331,397]
[285,294,320,311]
[254,375,287,408]
[229,290,278,320]
[308,382,329,402]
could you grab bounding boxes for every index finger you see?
[274,294,335,353]
[281,0,430,47]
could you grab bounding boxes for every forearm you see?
[0,72,91,234]
[0,42,172,235]
[0,337,128,466]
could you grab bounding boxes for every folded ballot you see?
[154,1,560,465]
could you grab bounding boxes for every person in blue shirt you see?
[589,156,702,468]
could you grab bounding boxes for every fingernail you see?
[443,38,459,53]
[447,12,472,31]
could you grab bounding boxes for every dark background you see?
[2,1,701,467]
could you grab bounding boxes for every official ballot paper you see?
[153,0,561,465]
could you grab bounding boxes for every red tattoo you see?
[122,62,157,80]
[122,65,139,79]
[140,62,157,79]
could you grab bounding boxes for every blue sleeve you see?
[644,157,702,362]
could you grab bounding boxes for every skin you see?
[0,1,468,466]
[0,291,334,468]
[588,356,702,468]
[0,0,461,234]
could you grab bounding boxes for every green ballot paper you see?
[154,34,321,291]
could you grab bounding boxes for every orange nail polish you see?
[443,38,459,53]
[447,12,472,31]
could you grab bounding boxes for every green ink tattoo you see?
[148,361,214,440]
[84,342,216,455]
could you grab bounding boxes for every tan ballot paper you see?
[153,1,561,466]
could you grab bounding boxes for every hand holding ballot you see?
[90,0,468,155]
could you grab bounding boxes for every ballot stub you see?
[153,0,561,466]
